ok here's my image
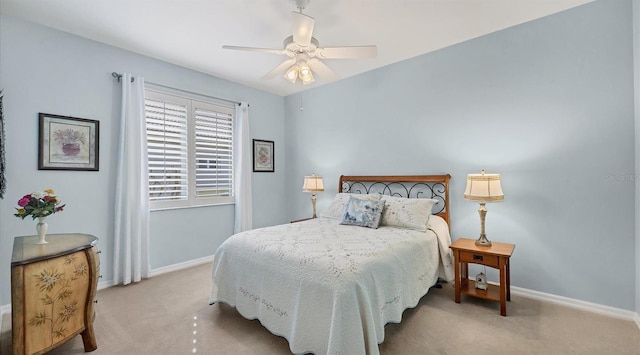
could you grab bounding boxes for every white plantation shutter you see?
[193,101,234,199]
[146,96,189,203]
[145,89,235,209]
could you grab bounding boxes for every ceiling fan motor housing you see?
[284,35,319,55]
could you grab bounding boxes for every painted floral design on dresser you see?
[28,254,88,344]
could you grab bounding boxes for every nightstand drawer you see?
[459,250,499,268]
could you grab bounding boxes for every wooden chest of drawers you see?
[11,233,99,355]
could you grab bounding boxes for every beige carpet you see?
[2,262,639,354]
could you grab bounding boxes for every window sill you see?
[150,201,235,212]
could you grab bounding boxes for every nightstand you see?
[449,238,515,316]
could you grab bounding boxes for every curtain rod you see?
[111,72,242,106]
[111,72,134,82]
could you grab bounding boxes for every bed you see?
[209,175,454,355]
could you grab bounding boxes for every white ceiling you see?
[0,0,592,96]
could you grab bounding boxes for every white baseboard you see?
[2,258,639,333]
[98,279,115,291]
[148,254,214,278]
[97,254,214,288]
[511,285,638,323]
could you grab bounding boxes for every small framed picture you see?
[253,139,274,172]
[38,113,100,171]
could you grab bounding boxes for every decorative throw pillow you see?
[380,195,438,231]
[340,196,385,229]
[320,193,382,219]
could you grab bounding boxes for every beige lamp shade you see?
[464,171,504,202]
[303,175,325,192]
[464,170,503,247]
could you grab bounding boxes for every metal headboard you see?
[338,175,451,226]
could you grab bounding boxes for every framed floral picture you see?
[38,113,99,171]
[253,139,274,172]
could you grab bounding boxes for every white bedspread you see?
[209,215,454,355]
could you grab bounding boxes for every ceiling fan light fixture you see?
[301,72,315,85]
[299,63,310,76]
[284,65,299,83]
[299,62,314,84]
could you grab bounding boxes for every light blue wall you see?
[285,0,636,310]
[1,0,638,314]
[0,15,286,307]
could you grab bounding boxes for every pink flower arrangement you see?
[14,189,65,220]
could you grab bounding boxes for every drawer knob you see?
[94,300,98,304]
[473,255,483,261]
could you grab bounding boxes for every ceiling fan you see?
[222,0,377,85]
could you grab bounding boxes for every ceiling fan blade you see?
[308,58,339,83]
[262,59,296,80]
[292,11,315,47]
[222,45,286,55]
[316,45,378,59]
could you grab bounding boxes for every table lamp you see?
[464,170,504,246]
[303,174,324,218]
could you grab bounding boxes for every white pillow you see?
[320,193,382,219]
[380,195,438,231]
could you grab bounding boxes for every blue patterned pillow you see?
[340,196,385,229]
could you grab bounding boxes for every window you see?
[145,89,235,209]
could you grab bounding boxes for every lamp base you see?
[475,234,492,247]
[311,193,317,219]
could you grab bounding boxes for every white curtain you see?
[234,102,252,233]
[113,73,150,285]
